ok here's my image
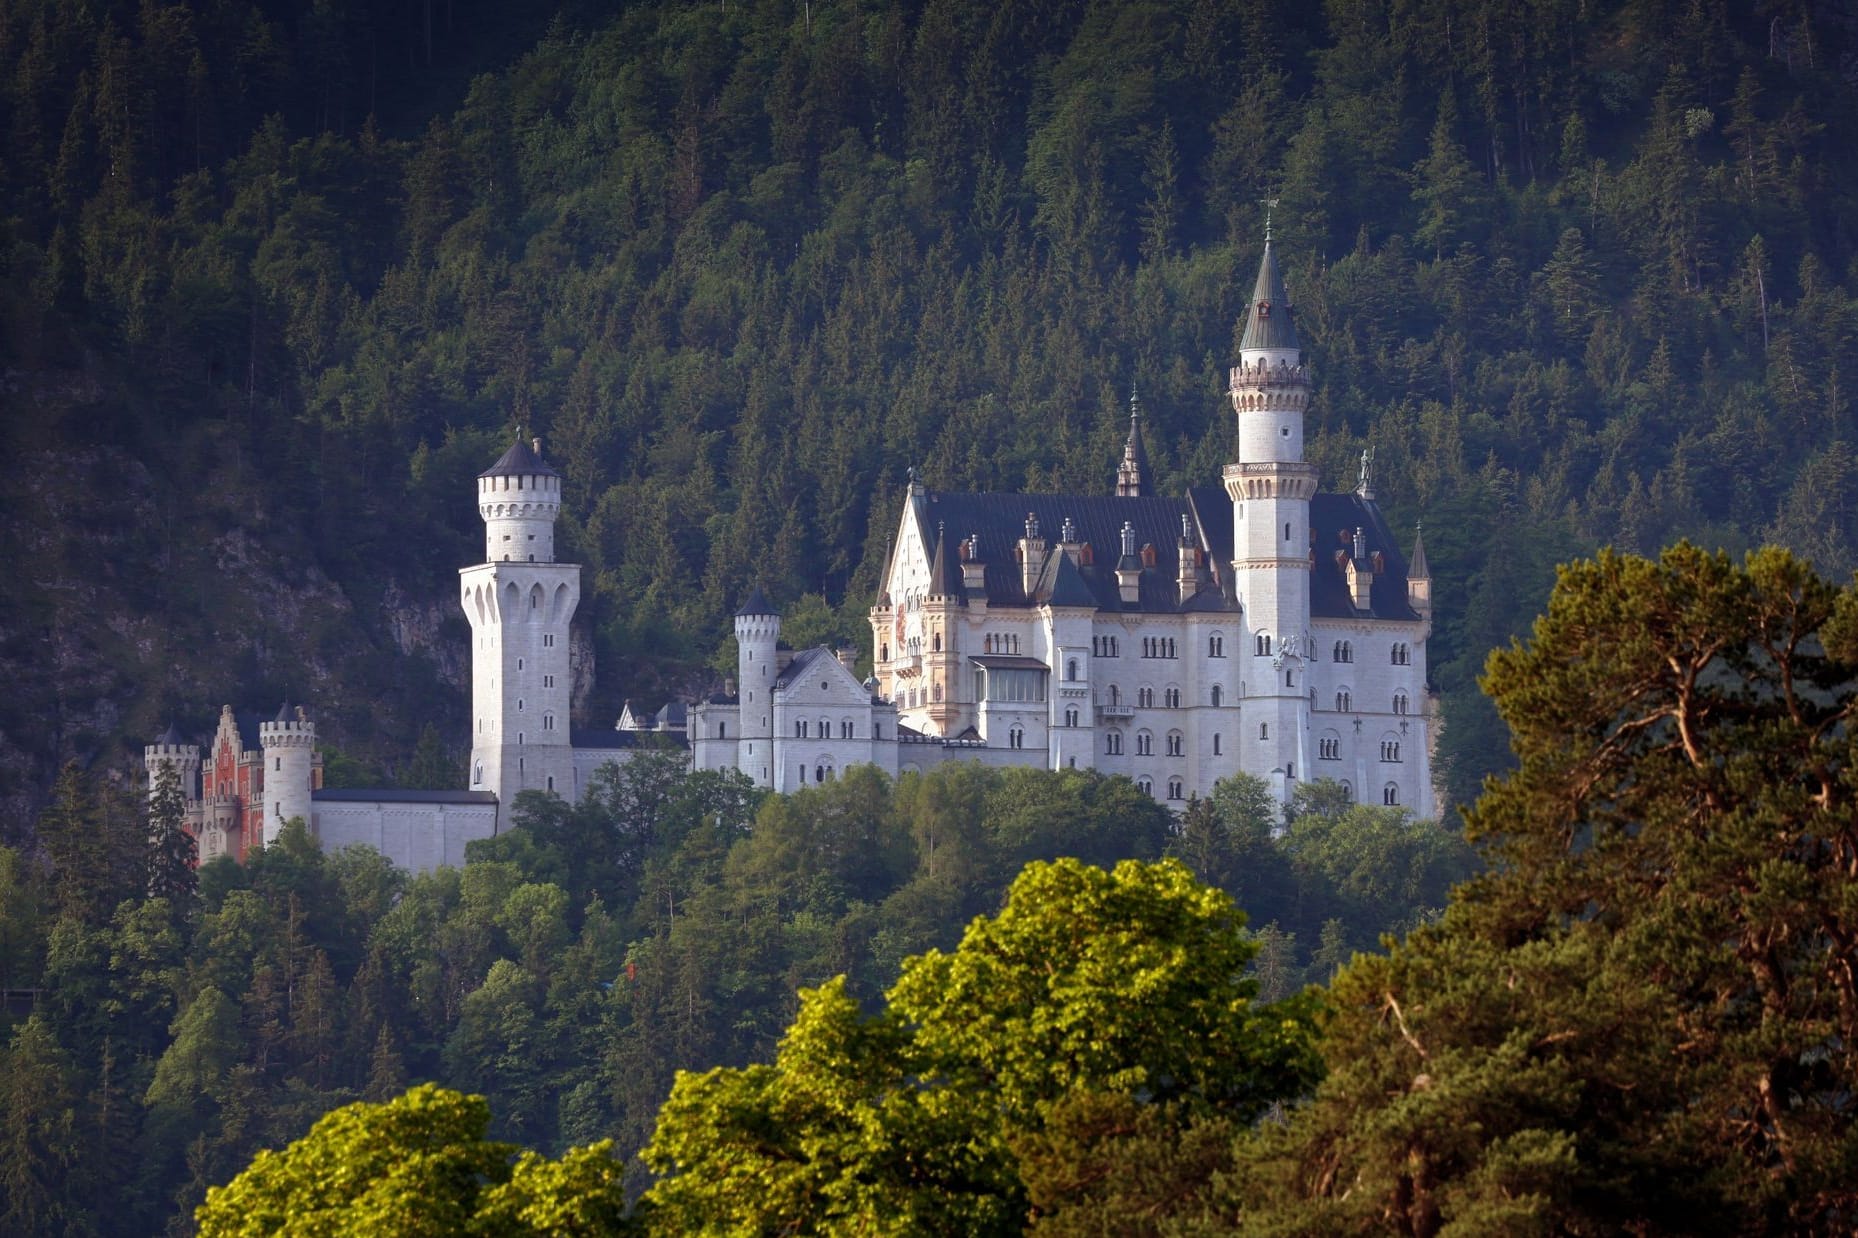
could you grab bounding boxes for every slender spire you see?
[1408,522,1430,579]
[1239,236,1299,356]
[1115,380,1150,497]
[929,523,965,602]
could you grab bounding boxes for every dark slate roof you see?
[313,788,499,804]
[911,486,1419,621]
[655,701,688,728]
[912,490,1238,615]
[480,438,560,478]
[776,646,863,690]
[1239,242,1299,353]
[970,654,1050,670]
[736,585,778,618]
[1045,551,1098,608]
[273,700,292,723]
[1309,495,1422,621]
[156,722,187,746]
[1408,526,1430,579]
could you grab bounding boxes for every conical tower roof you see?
[480,437,561,479]
[1239,241,1299,354]
[156,722,186,746]
[736,585,778,618]
[1408,524,1430,579]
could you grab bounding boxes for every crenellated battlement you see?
[259,721,316,747]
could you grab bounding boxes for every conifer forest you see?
[5,0,1858,1232]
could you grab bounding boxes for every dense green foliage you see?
[5,0,1858,814]
[0,753,1448,1232]
[200,542,1858,1237]
[1224,545,1858,1235]
[641,858,1320,1234]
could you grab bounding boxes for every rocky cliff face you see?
[0,438,467,842]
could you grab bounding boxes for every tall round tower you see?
[479,437,564,563]
[259,703,316,844]
[462,437,580,827]
[143,723,201,803]
[1224,234,1317,802]
[734,587,779,788]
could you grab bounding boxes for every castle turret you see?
[1408,523,1432,614]
[1224,229,1318,803]
[1115,383,1149,497]
[462,436,579,826]
[735,586,779,788]
[478,437,563,563]
[144,723,200,803]
[259,703,316,844]
[1018,512,1046,596]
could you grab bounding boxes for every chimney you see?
[1019,512,1046,596]
[1346,527,1374,611]
[1116,521,1141,605]
[532,435,543,456]
[837,647,856,671]
[1058,516,1083,564]
[961,532,986,590]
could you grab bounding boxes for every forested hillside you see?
[3,0,1857,821]
[0,756,1468,1230]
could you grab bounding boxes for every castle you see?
[146,236,1435,873]
[144,438,649,871]
[693,239,1435,815]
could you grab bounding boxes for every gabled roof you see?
[775,646,862,692]
[480,438,560,479]
[1239,241,1299,354]
[1309,495,1422,621]
[911,490,1238,615]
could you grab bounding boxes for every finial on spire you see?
[1129,377,1140,419]
[1116,384,1150,498]
[1259,196,1280,243]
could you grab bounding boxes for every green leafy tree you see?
[1233,546,1858,1234]
[643,858,1321,1233]
[146,761,198,907]
[195,1084,628,1237]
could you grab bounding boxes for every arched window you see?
[718,722,726,738]
[1009,727,1024,750]
[933,632,942,652]
[1213,733,1222,755]
[1256,633,1272,656]
[1164,688,1180,708]
[1138,687,1155,708]
[546,776,555,792]
[1167,778,1184,800]
[1109,684,1121,705]
[881,643,889,661]
[1166,732,1183,757]
[1209,634,1224,657]
[1210,684,1223,707]
[1383,782,1399,806]
[1064,707,1079,727]
[1138,776,1153,795]
[1337,690,1352,712]
[473,763,482,785]
[1066,659,1079,681]
[1260,722,1269,740]
[1393,690,1409,715]
[1106,731,1123,755]
[1136,731,1153,756]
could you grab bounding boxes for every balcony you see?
[1095,698,1134,719]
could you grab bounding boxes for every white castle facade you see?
[693,241,1435,816]
[145,239,1435,873]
